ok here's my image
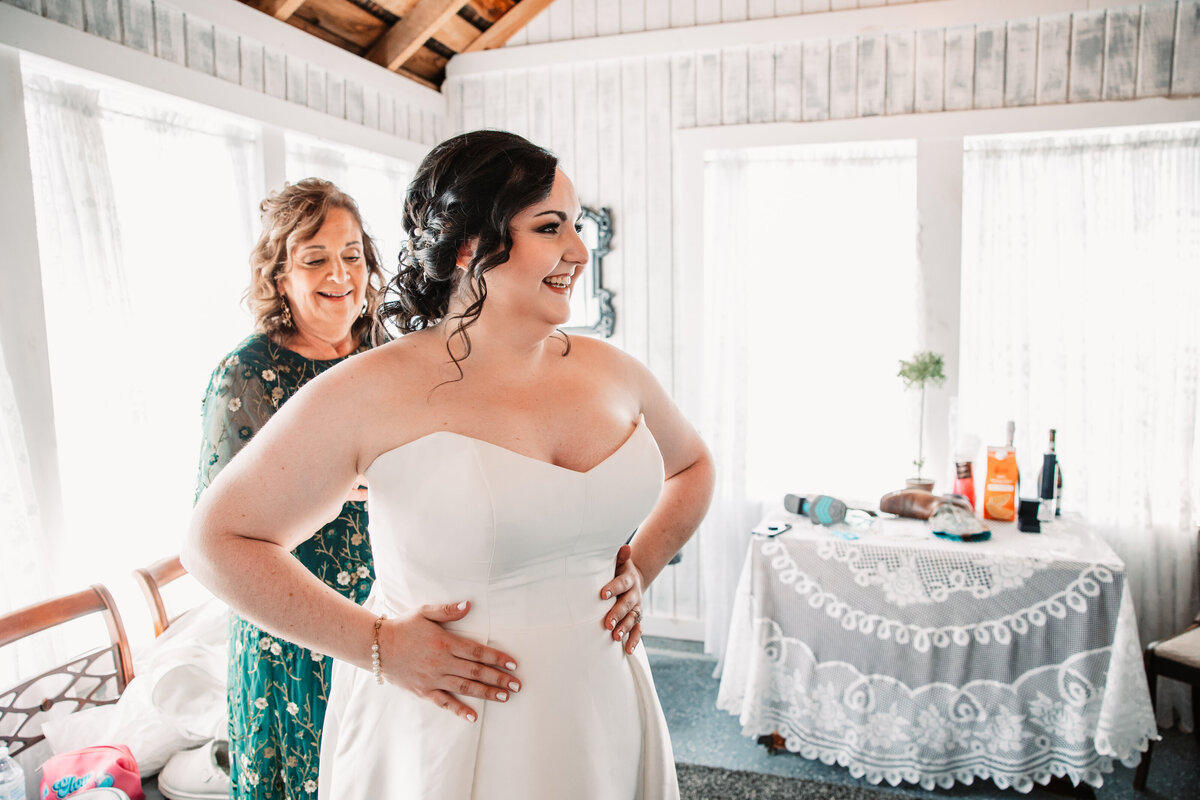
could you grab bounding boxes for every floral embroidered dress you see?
[196,333,374,799]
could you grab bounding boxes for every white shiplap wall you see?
[1,0,444,146]
[506,0,944,46]
[449,0,1200,634]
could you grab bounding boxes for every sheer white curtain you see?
[20,60,260,634]
[286,133,415,283]
[698,142,920,667]
[959,123,1200,729]
[0,343,53,684]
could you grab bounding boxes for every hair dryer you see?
[783,494,848,526]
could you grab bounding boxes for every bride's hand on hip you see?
[600,545,644,654]
[383,601,521,723]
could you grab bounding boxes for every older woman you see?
[195,178,384,799]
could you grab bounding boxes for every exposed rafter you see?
[238,0,555,88]
[462,0,554,53]
[366,0,470,72]
[259,0,306,21]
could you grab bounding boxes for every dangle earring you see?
[280,296,293,328]
[360,300,368,318]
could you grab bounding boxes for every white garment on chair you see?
[42,598,229,775]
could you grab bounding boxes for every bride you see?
[185,130,714,799]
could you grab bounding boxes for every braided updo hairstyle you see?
[379,130,560,368]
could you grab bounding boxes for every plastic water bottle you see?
[0,745,25,800]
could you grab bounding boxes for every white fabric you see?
[692,143,920,671]
[719,513,1158,793]
[0,343,54,687]
[42,599,230,775]
[319,418,678,800]
[958,122,1200,729]
[19,59,259,618]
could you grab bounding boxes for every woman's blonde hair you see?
[248,178,386,344]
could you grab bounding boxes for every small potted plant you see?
[898,350,946,492]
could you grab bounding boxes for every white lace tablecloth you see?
[717,512,1158,793]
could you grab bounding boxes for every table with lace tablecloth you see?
[717,511,1158,793]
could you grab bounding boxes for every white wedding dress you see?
[318,416,679,799]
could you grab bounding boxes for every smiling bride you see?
[185,130,715,799]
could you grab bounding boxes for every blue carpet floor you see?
[646,637,1198,800]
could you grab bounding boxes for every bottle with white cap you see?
[0,744,26,800]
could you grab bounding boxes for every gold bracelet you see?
[371,615,386,685]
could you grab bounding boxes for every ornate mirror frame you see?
[563,206,615,338]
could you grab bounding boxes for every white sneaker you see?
[157,740,231,800]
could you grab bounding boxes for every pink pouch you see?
[40,744,145,800]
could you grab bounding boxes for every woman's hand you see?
[599,545,645,654]
[381,601,521,722]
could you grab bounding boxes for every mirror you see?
[563,206,615,338]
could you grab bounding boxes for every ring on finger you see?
[633,607,643,624]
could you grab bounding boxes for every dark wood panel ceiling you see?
[241,0,554,89]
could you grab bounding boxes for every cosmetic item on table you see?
[952,434,981,511]
[953,461,976,511]
[1017,497,1042,533]
[983,421,1019,521]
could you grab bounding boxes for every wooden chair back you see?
[131,555,188,637]
[0,584,134,757]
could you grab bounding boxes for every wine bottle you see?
[1052,431,1062,516]
[1037,429,1058,522]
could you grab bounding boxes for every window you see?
[958,123,1200,714]
[22,59,262,601]
[705,140,920,506]
[286,132,416,286]
[695,140,920,661]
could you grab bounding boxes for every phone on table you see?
[751,522,792,537]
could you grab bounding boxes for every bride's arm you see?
[598,349,715,650]
[182,361,520,722]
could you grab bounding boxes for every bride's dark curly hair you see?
[378,130,563,371]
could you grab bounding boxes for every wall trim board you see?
[449,0,1104,76]
[167,0,442,113]
[0,3,430,164]
[673,96,1200,151]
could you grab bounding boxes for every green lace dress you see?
[196,333,375,799]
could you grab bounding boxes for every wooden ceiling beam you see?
[370,0,422,17]
[434,14,484,53]
[461,0,555,53]
[366,0,470,72]
[259,0,306,21]
[294,0,388,49]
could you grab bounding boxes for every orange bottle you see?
[983,421,1019,521]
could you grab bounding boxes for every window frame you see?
[673,97,1200,480]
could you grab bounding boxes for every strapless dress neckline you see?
[371,414,647,476]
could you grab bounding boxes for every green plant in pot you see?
[898,350,946,492]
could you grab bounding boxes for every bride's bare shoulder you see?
[566,334,646,379]
[311,331,444,404]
